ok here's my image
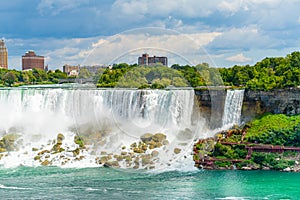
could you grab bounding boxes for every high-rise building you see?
[22,50,44,70]
[138,53,168,66]
[0,39,8,69]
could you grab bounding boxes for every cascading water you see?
[0,87,201,170]
[222,89,244,128]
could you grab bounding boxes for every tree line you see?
[1,51,300,90]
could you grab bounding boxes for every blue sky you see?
[2,0,300,70]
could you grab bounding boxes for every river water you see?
[0,167,299,199]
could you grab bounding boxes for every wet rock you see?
[283,167,291,172]
[174,148,181,154]
[241,166,252,170]
[155,142,163,148]
[74,135,84,148]
[116,156,124,161]
[125,156,132,162]
[122,146,126,150]
[75,156,85,161]
[57,133,65,145]
[141,144,148,151]
[133,148,144,154]
[104,161,120,168]
[0,148,6,153]
[41,159,51,166]
[38,150,50,156]
[152,133,166,143]
[130,142,137,148]
[97,156,111,164]
[32,147,39,151]
[140,133,154,143]
[162,140,169,146]
[151,150,159,157]
[121,151,127,155]
[51,144,61,152]
[72,148,80,157]
[34,155,41,161]
[134,158,140,165]
[133,164,139,169]
[0,134,20,151]
[262,166,270,170]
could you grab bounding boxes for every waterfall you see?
[222,89,244,128]
[0,87,201,169]
[0,88,195,135]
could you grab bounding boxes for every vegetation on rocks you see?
[245,113,300,146]
[194,114,300,171]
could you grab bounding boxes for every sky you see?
[1,0,300,70]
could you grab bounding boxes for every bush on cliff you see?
[245,114,300,146]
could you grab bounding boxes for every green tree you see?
[3,72,16,86]
[78,68,91,79]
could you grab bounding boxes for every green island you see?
[194,113,300,171]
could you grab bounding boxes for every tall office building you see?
[22,50,44,70]
[0,39,8,69]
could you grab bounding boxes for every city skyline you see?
[1,1,300,70]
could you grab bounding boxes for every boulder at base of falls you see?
[104,161,120,168]
[41,159,51,166]
[140,133,154,143]
[74,135,85,148]
[174,148,181,154]
[56,133,65,145]
[152,133,167,143]
[151,150,159,157]
[0,134,20,152]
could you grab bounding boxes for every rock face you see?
[195,88,300,128]
[242,89,300,121]
[195,89,226,129]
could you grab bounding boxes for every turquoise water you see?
[0,167,299,199]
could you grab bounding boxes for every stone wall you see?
[195,88,300,128]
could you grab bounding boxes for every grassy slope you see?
[245,113,300,141]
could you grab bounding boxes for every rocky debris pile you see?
[95,133,176,170]
[0,131,185,170]
[33,133,87,166]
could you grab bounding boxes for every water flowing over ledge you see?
[0,86,248,170]
[0,87,205,170]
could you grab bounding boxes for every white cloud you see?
[83,29,222,66]
[207,26,281,52]
[6,30,221,70]
[226,53,252,62]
